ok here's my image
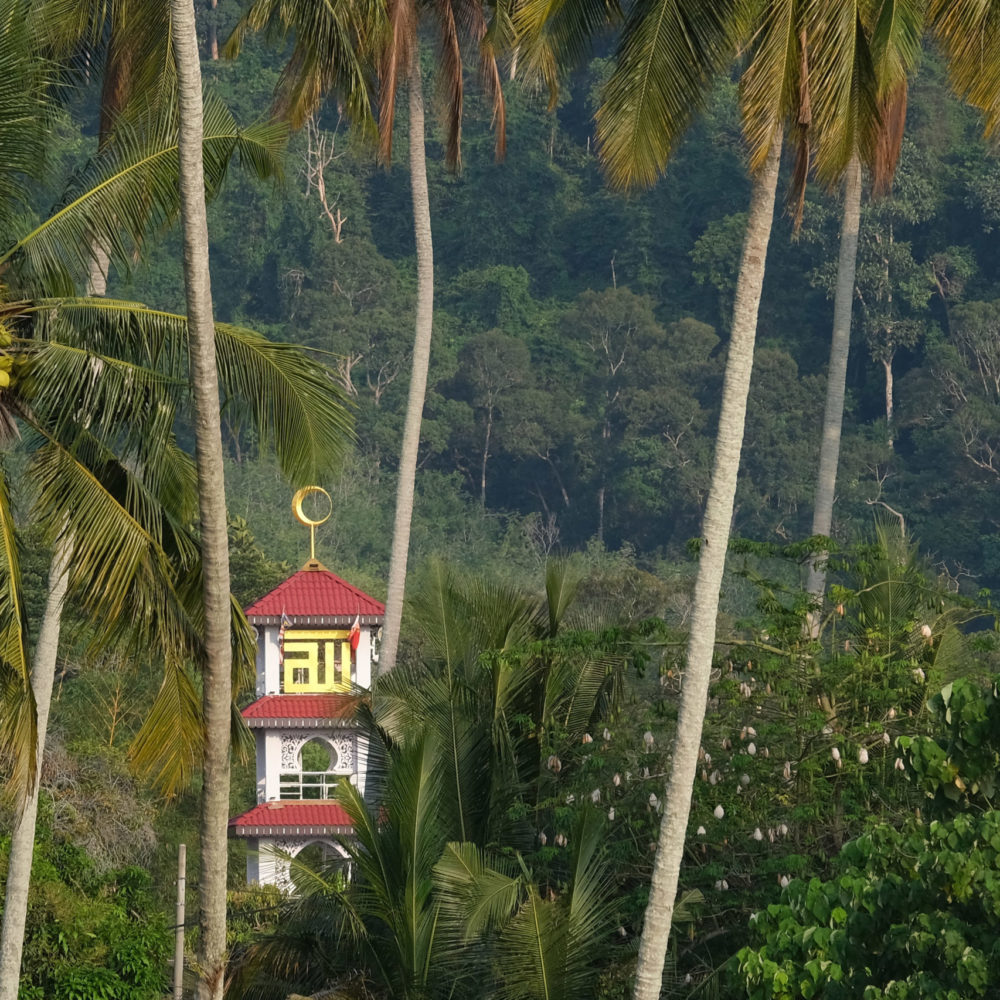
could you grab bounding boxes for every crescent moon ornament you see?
[292,486,332,560]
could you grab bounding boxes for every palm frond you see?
[128,593,255,795]
[129,656,202,794]
[2,94,286,296]
[928,0,1000,138]
[740,0,803,178]
[28,299,354,481]
[225,0,382,134]
[805,0,880,186]
[28,433,191,641]
[497,810,616,1000]
[868,0,923,97]
[0,0,55,236]
[470,0,508,159]
[214,324,354,482]
[32,0,175,108]
[378,0,416,164]
[543,558,580,637]
[434,841,523,942]
[513,0,621,105]
[17,339,185,489]
[595,0,742,189]
[435,0,465,169]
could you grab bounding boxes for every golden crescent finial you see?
[292,486,332,560]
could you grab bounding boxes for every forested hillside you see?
[95,7,1000,595]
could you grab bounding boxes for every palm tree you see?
[226,0,510,673]
[433,809,619,1000]
[169,3,236,996]
[513,2,893,995]
[806,0,922,607]
[0,11,353,996]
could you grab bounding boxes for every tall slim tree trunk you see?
[0,94,127,982]
[805,155,862,604]
[480,405,492,507]
[170,4,233,998]
[0,545,70,1000]
[883,355,894,448]
[207,0,219,60]
[631,136,782,1000]
[380,49,434,673]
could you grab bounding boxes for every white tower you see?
[229,489,384,890]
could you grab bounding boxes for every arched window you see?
[299,738,336,773]
[289,840,349,894]
[280,738,339,799]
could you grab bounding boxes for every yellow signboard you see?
[282,630,352,692]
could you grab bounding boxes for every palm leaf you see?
[595,0,742,189]
[128,656,202,794]
[928,0,1000,138]
[214,323,354,482]
[28,433,193,645]
[129,589,257,794]
[0,0,53,237]
[868,0,923,96]
[16,339,185,487]
[740,0,802,177]
[497,810,616,1000]
[434,840,523,942]
[543,558,580,636]
[435,0,465,169]
[225,0,382,134]
[513,0,622,105]
[29,298,354,481]
[1,94,286,296]
[805,0,880,185]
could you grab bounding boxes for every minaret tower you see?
[229,487,384,889]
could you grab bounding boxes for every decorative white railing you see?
[278,771,341,799]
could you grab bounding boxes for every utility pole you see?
[174,843,186,999]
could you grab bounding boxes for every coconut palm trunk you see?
[170,3,233,998]
[632,135,782,1000]
[0,543,70,1000]
[0,78,126,983]
[805,154,863,605]
[380,48,433,673]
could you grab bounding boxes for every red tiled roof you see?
[230,800,354,836]
[242,694,360,727]
[244,562,384,624]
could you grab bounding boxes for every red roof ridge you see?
[229,800,354,834]
[244,566,385,621]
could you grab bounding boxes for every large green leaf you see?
[1,95,286,296]
[929,0,1000,138]
[29,298,354,482]
[225,0,383,132]
[0,0,53,237]
[595,0,742,189]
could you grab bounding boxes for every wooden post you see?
[174,844,186,999]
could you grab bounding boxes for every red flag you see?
[349,614,361,652]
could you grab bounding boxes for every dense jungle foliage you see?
[9,1,1000,998]
[88,4,1000,595]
